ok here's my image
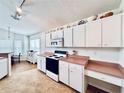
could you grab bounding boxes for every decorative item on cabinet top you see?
[87,15,98,22]
[78,19,87,25]
[100,12,113,19]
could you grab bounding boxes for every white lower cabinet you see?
[59,61,84,93]
[121,88,124,93]
[37,56,46,73]
[37,56,42,70]
[0,58,7,79]
[59,61,69,85]
[41,57,46,73]
[69,63,83,92]
[122,80,124,87]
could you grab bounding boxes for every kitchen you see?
[0,0,124,93]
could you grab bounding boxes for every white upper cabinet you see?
[51,31,57,39]
[73,25,85,47]
[57,30,64,38]
[45,33,51,47]
[102,14,122,47]
[86,20,102,47]
[51,30,63,39]
[64,28,73,47]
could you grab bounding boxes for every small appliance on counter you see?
[46,50,67,82]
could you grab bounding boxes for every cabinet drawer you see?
[69,63,82,70]
[85,70,122,87]
[59,61,68,65]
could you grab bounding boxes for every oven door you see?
[46,58,59,75]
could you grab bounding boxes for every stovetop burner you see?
[53,55,57,56]
[55,56,60,58]
[48,50,67,59]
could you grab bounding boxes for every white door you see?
[64,28,73,47]
[86,19,102,47]
[45,33,51,47]
[102,14,122,47]
[59,61,69,85]
[0,59,7,79]
[41,57,46,73]
[69,63,83,92]
[73,25,85,47]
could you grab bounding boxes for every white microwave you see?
[50,38,63,47]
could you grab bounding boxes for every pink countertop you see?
[39,52,124,79]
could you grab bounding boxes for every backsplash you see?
[45,47,120,64]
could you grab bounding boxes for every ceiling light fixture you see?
[16,6,22,14]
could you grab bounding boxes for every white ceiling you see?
[0,0,121,35]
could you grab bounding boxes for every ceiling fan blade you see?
[23,0,34,6]
[20,0,26,8]
[11,15,20,20]
[11,11,22,20]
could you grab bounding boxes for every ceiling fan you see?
[11,0,26,20]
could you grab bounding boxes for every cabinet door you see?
[86,20,102,47]
[59,61,69,85]
[56,30,63,38]
[51,31,56,39]
[37,56,42,71]
[69,63,83,92]
[51,30,63,39]
[73,25,85,47]
[45,33,51,47]
[64,28,73,47]
[41,57,46,73]
[102,14,122,47]
[0,59,7,79]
